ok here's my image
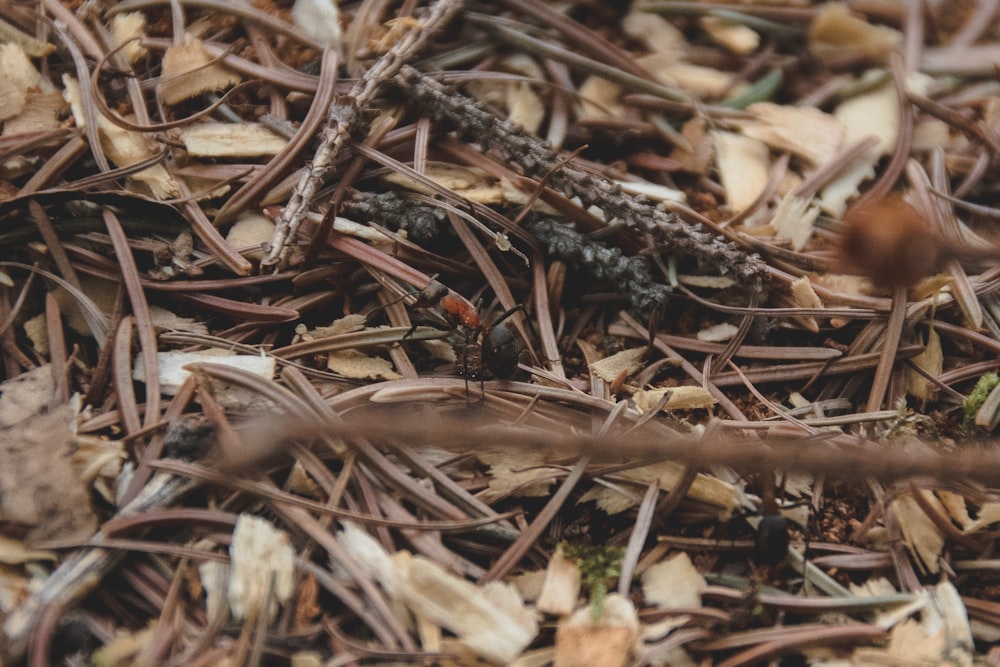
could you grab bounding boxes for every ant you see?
[754,483,791,566]
[379,279,531,395]
[440,293,524,381]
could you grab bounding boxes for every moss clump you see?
[962,373,1000,435]
[560,542,625,622]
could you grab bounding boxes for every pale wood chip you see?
[159,35,241,105]
[739,102,844,166]
[181,122,289,157]
[713,131,770,212]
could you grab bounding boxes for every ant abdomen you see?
[754,514,791,566]
[483,323,520,379]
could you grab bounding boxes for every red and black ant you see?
[754,483,792,567]
[439,292,525,382]
[380,279,532,395]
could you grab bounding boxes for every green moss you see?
[962,373,1000,435]
[560,542,625,622]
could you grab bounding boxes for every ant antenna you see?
[365,276,448,323]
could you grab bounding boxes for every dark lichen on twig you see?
[524,217,669,317]
[393,65,768,293]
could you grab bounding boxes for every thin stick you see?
[263,0,463,268]
[866,286,908,413]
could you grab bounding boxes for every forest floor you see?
[3,0,1000,665]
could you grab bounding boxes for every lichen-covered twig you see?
[262,0,463,269]
[394,66,768,291]
[345,194,669,316]
[525,217,669,316]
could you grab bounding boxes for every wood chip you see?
[642,552,705,609]
[109,12,148,64]
[158,35,241,105]
[554,594,638,667]
[739,102,844,166]
[589,348,645,383]
[634,386,717,412]
[228,514,295,621]
[537,546,581,617]
[808,3,902,66]
[713,131,770,212]
[0,44,40,121]
[181,122,289,157]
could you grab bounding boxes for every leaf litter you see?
[5,1,1000,664]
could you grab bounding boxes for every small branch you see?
[395,66,768,293]
[262,0,464,269]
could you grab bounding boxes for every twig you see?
[394,66,768,292]
[263,0,463,269]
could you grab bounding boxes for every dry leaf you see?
[677,274,736,288]
[857,582,973,666]
[0,44,40,121]
[670,117,713,174]
[633,386,716,412]
[467,55,545,135]
[713,131,770,212]
[21,313,48,357]
[537,546,581,617]
[0,403,98,544]
[616,180,685,203]
[181,122,289,157]
[892,489,945,575]
[808,3,902,66]
[292,0,342,49]
[0,364,52,427]
[229,514,295,622]
[159,35,241,105]
[0,535,56,565]
[0,565,35,614]
[63,75,179,199]
[789,276,822,333]
[73,433,126,504]
[700,16,759,55]
[589,348,645,383]
[510,569,546,604]
[226,213,275,261]
[385,162,507,204]
[578,76,624,120]
[578,460,743,515]
[771,194,820,251]
[148,306,209,336]
[135,350,276,410]
[52,274,117,338]
[340,522,538,665]
[2,91,66,136]
[622,11,685,61]
[643,55,735,99]
[821,80,900,215]
[964,502,1000,534]
[91,624,157,667]
[478,449,556,501]
[326,349,402,380]
[290,651,324,667]
[696,323,738,343]
[642,552,705,609]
